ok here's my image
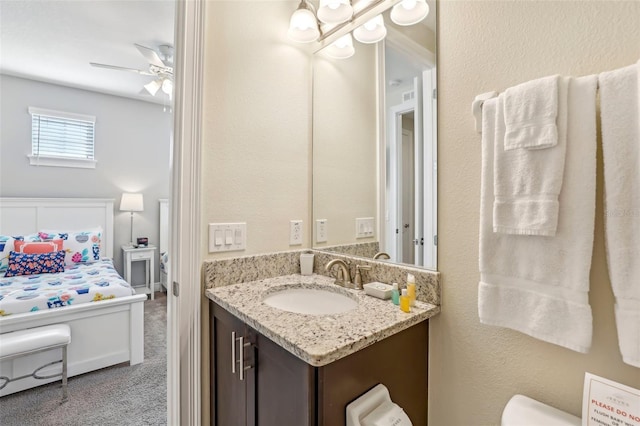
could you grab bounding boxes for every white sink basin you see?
[263,286,358,315]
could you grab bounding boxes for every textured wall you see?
[200,0,311,260]
[0,74,171,277]
[432,1,640,425]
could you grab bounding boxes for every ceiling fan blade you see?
[90,62,154,76]
[134,43,165,68]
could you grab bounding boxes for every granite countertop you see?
[205,274,440,367]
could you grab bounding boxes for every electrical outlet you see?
[290,220,303,245]
[316,219,328,243]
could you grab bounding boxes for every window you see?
[28,107,97,169]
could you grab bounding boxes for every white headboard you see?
[159,198,169,255]
[0,198,115,258]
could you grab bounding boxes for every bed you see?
[0,198,146,396]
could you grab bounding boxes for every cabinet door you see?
[254,331,315,426]
[212,303,254,426]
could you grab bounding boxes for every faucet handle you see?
[354,264,372,289]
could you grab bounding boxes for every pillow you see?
[0,234,41,272]
[40,228,103,266]
[4,250,66,277]
[14,239,64,254]
[0,236,16,273]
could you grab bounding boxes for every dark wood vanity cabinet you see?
[210,301,429,426]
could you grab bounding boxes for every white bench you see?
[0,324,71,400]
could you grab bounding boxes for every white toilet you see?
[502,394,581,426]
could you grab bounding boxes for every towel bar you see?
[472,91,498,133]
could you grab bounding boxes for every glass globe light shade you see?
[324,33,355,59]
[390,0,429,26]
[353,14,387,44]
[288,6,320,43]
[317,0,353,25]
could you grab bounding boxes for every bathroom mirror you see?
[312,0,437,270]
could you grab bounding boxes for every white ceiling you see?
[0,0,175,105]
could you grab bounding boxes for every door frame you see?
[169,0,205,424]
[388,101,416,262]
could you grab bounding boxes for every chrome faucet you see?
[325,259,352,287]
[373,251,390,260]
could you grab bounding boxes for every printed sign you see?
[583,373,640,426]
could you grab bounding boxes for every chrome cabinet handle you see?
[231,331,236,374]
[239,336,245,380]
[238,337,253,381]
[231,331,253,381]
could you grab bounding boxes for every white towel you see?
[503,75,560,150]
[599,61,640,368]
[479,75,598,353]
[493,78,568,237]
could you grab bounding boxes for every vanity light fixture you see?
[288,0,429,58]
[390,0,429,26]
[317,0,353,24]
[288,0,321,43]
[353,14,387,44]
[324,33,355,59]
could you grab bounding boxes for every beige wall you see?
[312,45,378,247]
[432,1,640,425]
[201,0,311,260]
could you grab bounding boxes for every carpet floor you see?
[0,292,167,426]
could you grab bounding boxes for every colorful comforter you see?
[0,259,135,316]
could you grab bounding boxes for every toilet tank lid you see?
[502,395,581,426]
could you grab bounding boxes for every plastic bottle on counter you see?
[391,283,400,305]
[400,289,411,313]
[407,273,416,307]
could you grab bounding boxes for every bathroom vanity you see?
[207,274,440,425]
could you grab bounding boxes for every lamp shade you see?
[317,0,353,25]
[353,14,387,44]
[288,3,320,43]
[144,80,161,96]
[390,0,429,26]
[324,33,355,59]
[120,193,144,212]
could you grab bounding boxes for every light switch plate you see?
[209,223,246,252]
[355,217,375,239]
[316,219,328,243]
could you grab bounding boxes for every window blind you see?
[29,107,96,160]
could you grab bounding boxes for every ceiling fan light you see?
[390,0,429,26]
[144,79,161,96]
[288,3,320,43]
[317,0,353,24]
[162,78,173,95]
[353,14,387,44]
[324,33,355,59]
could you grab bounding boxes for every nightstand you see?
[122,245,157,300]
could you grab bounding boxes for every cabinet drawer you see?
[130,251,151,260]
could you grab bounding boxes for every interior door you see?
[401,127,414,263]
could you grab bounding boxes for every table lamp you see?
[120,193,144,246]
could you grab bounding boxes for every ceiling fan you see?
[90,44,174,98]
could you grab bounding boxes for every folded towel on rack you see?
[599,61,640,368]
[503,75,560,150]
[479,75,598,353]
[493,77,568,236]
